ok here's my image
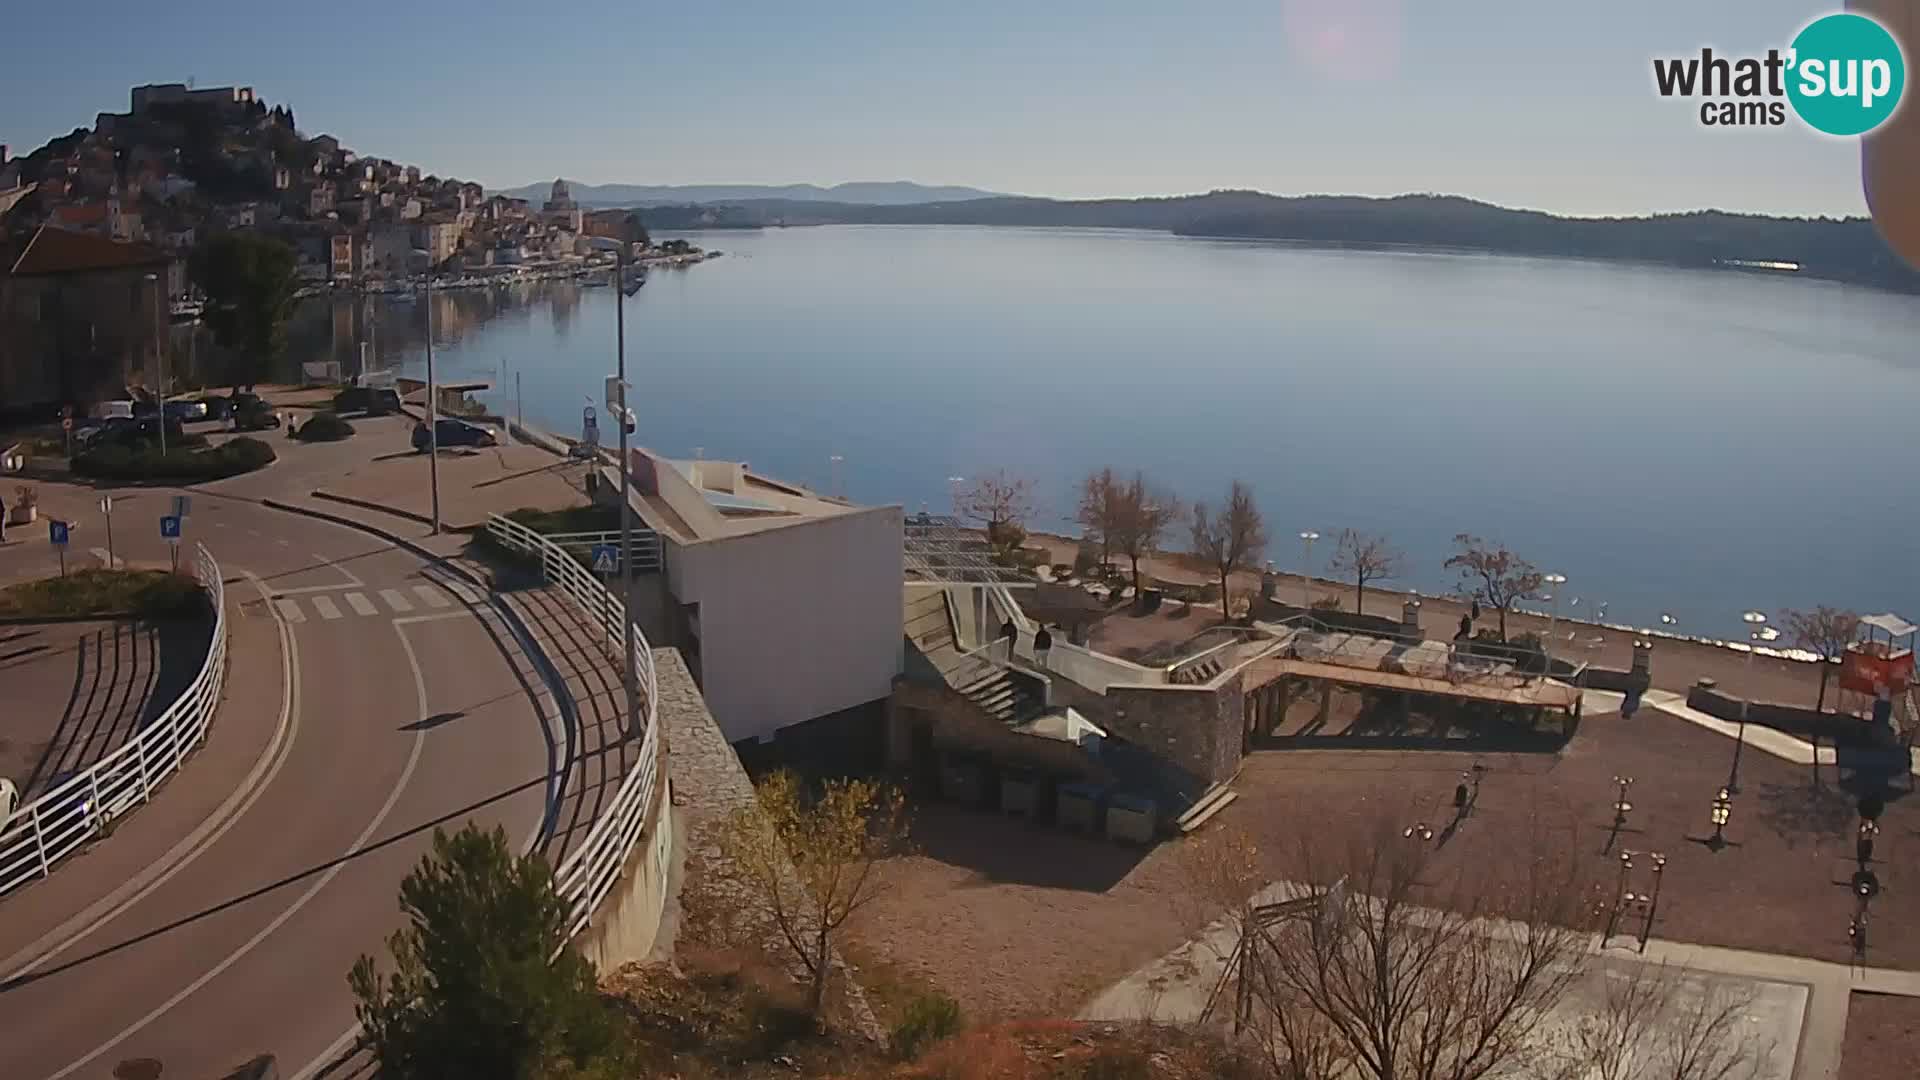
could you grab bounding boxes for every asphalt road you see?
[0,489,556,1080]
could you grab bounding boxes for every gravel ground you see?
[847,700,1918,1022]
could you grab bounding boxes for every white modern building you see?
[612,447,904,745]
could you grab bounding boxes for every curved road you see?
[0,489,556,1080]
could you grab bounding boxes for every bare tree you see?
[1445,534,1545,640]
[1240,807,1597,1080]
[954,469,1035,556]
[1172,826,1268,1036]
[1329,528,1405,615]
[717,770,908,1018]
[1782,606,1860,714]
[1111,471,1179,595]
[1564,961,1769,1080]
[1075,467,1123,573]
[1191,481,1267,617]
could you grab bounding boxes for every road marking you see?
[273,598,306,623]
[316,552,364,587]
[293,590,540,1080]
[89,547,123,568]
[344,591,378,616]
[378,588,414,613]
[310,595,343,620]
[392,610,483,627]
[276,538,291,547]
[412,583,452,609]
[3,570,304,982]
[49,624,430,1080]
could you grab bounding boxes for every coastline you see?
[1022,530,1844,710]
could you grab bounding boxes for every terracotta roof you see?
[5,225,170,277]
[51,203,109,226]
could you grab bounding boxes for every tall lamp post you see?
[1729,610,1768,793]
[416,257,441,534]
[1542,572,1567,667]
[143,272,167,456]
[589,237,639,738]
[1298,530,1320,610]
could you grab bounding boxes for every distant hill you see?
[634,190,1920,294]
[491,179,1009,208]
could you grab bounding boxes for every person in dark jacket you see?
[1457,613,1473,640]
[1001,617,1017,649]
[1469,598,1481,622]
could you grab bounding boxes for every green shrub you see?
[0,569,203,618]
[891,991,963,1059]
[295,411,356,442]
[73,436,277,483]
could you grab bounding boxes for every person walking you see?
[1469,598,1481,622]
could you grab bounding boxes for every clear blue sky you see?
[0,0,1876,216]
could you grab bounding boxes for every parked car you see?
[332,386,403,416]
[232,402,282,432]
[82,416,186,449]
[163,399,209,422]
[191,395,234,421]
[412,418,497,452]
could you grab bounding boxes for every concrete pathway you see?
[1081,879,1920,1080]
[1581,688,1918,777]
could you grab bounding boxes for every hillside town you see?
[0,82,668,290]
[0,81,717,416]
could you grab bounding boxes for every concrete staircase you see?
[905,586,1046,726]
[954,660,1045,724]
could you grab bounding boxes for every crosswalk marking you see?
[412,584,452,609]
[378,588,414,613]
[310,595,343,620]
[345,592,378,616]
[274,598,306,624]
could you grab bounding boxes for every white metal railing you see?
[540,529,664,574]
[484,513,662,938]
[0,544,228,896]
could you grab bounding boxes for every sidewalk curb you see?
[309,488,444,531]
[258,497,487,595]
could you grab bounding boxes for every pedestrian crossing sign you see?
[591,544,618,574]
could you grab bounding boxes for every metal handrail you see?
[484,513,661,938]
[0,544,228,896]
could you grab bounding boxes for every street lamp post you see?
[424,267,440,534]
[1298,531,1320,610]
[1542,573,1567,667]
[590,237,640,739]
[144,273,167,456]
[1729,610,1768,793]
[1708,787,1733,852]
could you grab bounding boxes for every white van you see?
[93,400,135,420]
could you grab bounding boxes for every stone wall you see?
[1685,683,1895,749]
[649,648,881,1036]
[889,678,1111,782]
[1101,676,1245,785]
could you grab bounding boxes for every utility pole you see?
[425,270,441,534]
[615,245,638,738]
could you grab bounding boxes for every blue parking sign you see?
[160,515,182,540]
[49,520,69,546]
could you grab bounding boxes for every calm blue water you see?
[407,225,1920,640]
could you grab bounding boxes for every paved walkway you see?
[1582,688,1919,776]
[1081,879,1920,1080]
[499,580,644,870]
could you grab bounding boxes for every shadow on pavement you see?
[0,772,553,995]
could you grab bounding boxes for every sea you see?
[301,224,1920,641]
